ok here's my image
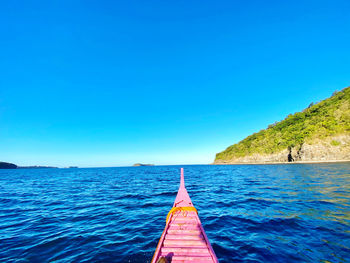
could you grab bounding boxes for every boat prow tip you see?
[180,168,185,189]
[151,167,218,263]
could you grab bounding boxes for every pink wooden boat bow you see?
[151,168,219,263]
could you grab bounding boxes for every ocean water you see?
[0,164,349,263]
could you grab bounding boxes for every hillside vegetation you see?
[215,87,350,163]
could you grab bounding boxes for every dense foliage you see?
[216,87,350,161]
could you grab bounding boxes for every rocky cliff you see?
[215,134,350,164]
[215,87,350,164]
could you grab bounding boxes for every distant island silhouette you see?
[133,163,155,167]
[0,162,17,169]
[0,161,58,169]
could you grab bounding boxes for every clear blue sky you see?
[0,0,349,167]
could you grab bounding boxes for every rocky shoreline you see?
[214,134,350,165]
[214,159,350,165]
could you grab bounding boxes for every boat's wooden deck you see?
[159,211,215,263]
[152,168,218,263]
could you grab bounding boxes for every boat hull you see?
[151,169,218,263]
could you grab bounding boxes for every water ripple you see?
[0,164,349,262]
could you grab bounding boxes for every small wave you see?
[0,164,349,262]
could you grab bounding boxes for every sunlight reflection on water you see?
[0,163,349,262]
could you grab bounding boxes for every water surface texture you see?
[0,164,349,262]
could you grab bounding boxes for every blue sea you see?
[0,164,349,262]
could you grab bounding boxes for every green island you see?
[215,86,350,164]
